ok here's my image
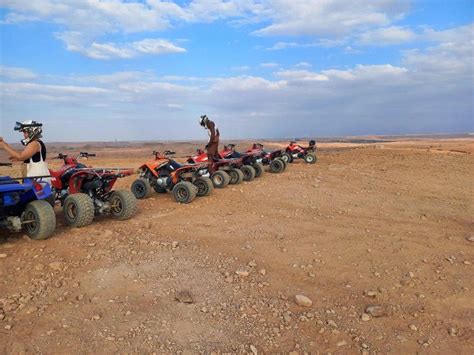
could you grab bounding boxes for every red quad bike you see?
[187,149,253,188]
[49,152,137,227]
[131,150,213,204]
[245,143,287,173]
[219,144,265,178]
[281,140,317,164]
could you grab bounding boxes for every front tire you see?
[194,177,214,197]
[280,153,292,163]
[63,193,95,228]
[211,171,230,188]
[131,178,153,199]
[277,157,287,171]
[241,165,256,181]
[228,168,244,185]
[252,163,264,178]
[269,159,284,173]
[172,181,197,203]
[109,190,138,220]
[23,200,56,240]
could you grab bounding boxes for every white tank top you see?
[26,141,51,182]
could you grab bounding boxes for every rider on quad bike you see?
[0,120,50,180]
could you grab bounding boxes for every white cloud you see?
[276,69,328,82]
[0,65,37,80]
[55,32,186,60]
[358,26,417,45]
[231,65,251,71]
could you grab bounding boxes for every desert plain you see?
[0,136,473,353]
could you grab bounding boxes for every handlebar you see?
[52,152,96,162]
[153,150,176,157]
[0,162,12,167]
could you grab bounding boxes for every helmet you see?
[14,120,43,146]
[199,115,209,127]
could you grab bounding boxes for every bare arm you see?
[0,138,40,161]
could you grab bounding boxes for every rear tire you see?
[280,153,292,163]
[304,152,317,164]
[172,181,197,203]
[109,190,138,220]
[211,171,230,188]
[270,159,284,173]
[194,177,213,197]
[241,165,256,181]
[228,168,244,185]
[23,200,56,240]
[131,178,152,199]
[63,193,95,227]
[252,163,264,178]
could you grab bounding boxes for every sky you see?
[0,0,473,142]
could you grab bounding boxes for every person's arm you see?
[0,138,40,161]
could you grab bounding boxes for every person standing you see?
[0,120,50,179]
[199,115,220,171]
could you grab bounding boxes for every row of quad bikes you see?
[1,140,316,240]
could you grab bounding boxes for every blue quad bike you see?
[0,163,56,240]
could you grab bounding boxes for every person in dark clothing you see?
[199,115,220,171]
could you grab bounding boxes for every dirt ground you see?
[1,137,473,354]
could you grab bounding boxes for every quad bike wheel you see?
[172,181,197,203]
[211,171,231,188]
[228,168,244,185]
[241,165,256,181]
[252,163,264,178]
[22,200,56,240]
[281,153,293,163]
[63,193,95,228]
[277,157,287,171]
[110,190,138,220]
[131,178,153,199]
[269,159,285,173]
[194,177,214,197]
[304,152,317,164]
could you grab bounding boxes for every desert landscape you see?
[0,136,473,354]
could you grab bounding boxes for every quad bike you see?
[131,150,213,204]
[281,140,317,164]
[187,149,252,187]
[245,143,287,173]
[0,162,56,240]
[49,152,137,228]
[219,144,265,178]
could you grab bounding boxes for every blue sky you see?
[0,0,473,142]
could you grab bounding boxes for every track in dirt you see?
[1,138,473,353]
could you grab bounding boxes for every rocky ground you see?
[1,138,473,353]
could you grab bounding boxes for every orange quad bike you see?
[131,150,213,204]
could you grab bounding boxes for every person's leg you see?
[207,142,218,172]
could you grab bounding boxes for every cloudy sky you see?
[0,0,473,142]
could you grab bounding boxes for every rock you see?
[327,320,338,328]
[92,314,101,320]
[48,261,64,271]
[365,305,384,317]
[466,235,474,242]
[175,291,194,304]
[361,313,371,322]
[448,327,457,336]
[34,264,44,271]
[259,269,266,276]
[225,276,234,283]
[235,270,249,277]
[409,324,418,331]
[0,254,7,258]
[365,291,377,298]
[248,260,257,268]
[337,340,347,347]
[295,295,312,307]
[5,324,12,330]
[250,345,258,354]
[201,307,208,313]
[172,241,179,248]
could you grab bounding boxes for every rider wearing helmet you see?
[199,115,220,170]
[0,120,50,178]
